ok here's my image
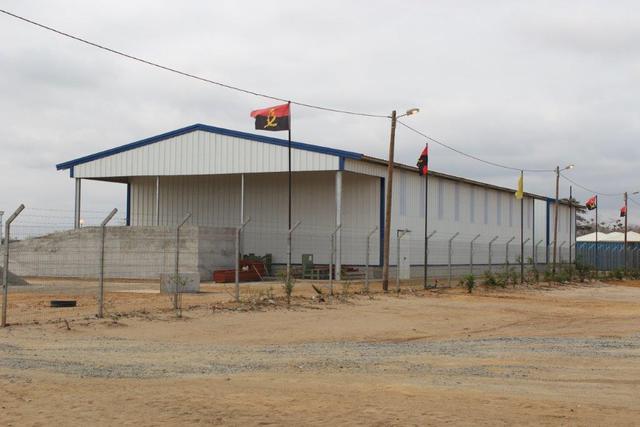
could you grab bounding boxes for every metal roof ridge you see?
[56,123,363,170]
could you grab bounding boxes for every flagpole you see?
[287,101,292,281]
[624,192,628,274]
[595,196,598,276]
[423,142,428,290]
[520,170,524,284]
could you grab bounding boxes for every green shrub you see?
[482,270,498,287]
[462,274,476,293]
[611,268,625,280]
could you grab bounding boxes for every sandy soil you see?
[1,280,639,426]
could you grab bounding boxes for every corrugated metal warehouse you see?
[55,124,576,279]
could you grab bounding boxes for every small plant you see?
[575,258,591,282]
[281,272,296,306]
[462,274,476,293]
[172,273,188,318]
[611,268,625,280]
[506,267,520,287]
[339,281,352,302]
[482,270,498,287]
[524,265,539,285]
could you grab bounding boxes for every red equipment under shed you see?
[213,260,267,283]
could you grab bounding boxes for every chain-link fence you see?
[1,205,576,326]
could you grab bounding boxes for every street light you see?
[552,164,574,276]
[382,107,420,292]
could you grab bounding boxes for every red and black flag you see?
[585,195,597,210]
[250,103,290,131]
[417,145,429,176]
[620,205,627,217]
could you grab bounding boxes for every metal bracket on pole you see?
[469,234,481,275]
[329,225,342,289]
[364,225,378,293]
[424,230,436,289]
[396,229,411,294]
[98,208,118,319]
[286,221,302,283]
[559,241,566,265]
[2,204,25,328]
[505,236,516,272]
[234,217,252,302]
[488,235,499,273]
[534,239,543,269]
[448,232,460,286]
[329,224,342,296]
[174,213,192,313]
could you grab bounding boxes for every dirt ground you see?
[1,279,639,426]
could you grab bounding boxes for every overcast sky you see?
[1,0,638,228]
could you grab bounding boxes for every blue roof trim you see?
[56,123,363,171]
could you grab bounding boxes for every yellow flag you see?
[515,173,524,199]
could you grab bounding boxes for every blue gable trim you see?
[56,123,363,171]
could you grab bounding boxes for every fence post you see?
[396,229,410,293]
[98,208,118,319]
[174,213,192,313]
[234,217,252,303]
[0,211,4,244]
[534,239,543,270]
[424,230,436,289]
[448,232,460,286]
[470,234,481,276]
[488,235,498,273]
[558,242,566,265]
[329,224,342,296]
[364,226,378,293]
[505,236,515,272]
[286,221,302,284]
[2,204,25,328]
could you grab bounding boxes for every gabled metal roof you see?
[56,123,363,171]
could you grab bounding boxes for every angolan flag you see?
[417,145,429,176]
[250,103,290,131]
[585,195,597,211]
[620,205,627,217]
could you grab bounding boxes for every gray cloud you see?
[0,0,638,226]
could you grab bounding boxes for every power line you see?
[397,120,555,173]
[559,173,623,198]
[2,8,635,199]
[0,8,388,119]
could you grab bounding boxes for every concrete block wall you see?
[1,226,234,281]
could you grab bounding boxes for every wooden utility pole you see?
[381,110,397,292]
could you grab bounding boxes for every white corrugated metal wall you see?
[129,171,380,265]
[72,130,340,178]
